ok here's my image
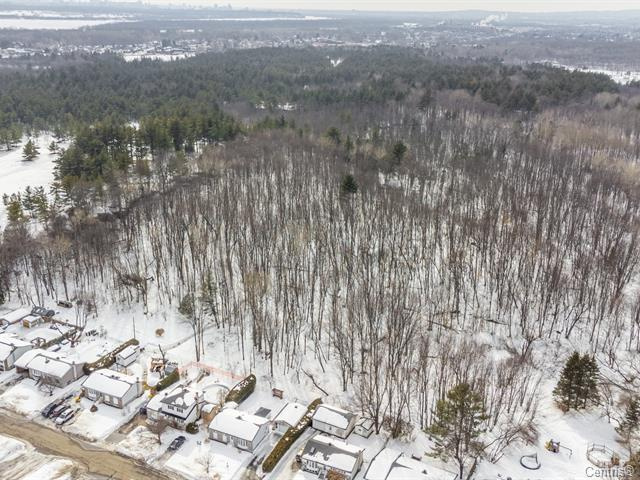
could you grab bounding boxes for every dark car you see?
[42,401,60,418]
[168,436,186,451]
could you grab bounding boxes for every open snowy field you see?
[0,135,62,227]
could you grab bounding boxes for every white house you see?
[82,369,143,409]
[300,434,364,480]
[311,404,357,439]
[147,385,202,429]
[208,407,270,452]
[0,334,33,371]
[115,345,140,368]
[365,448,458,480]
[273,402,306,434]
[14,349,84,388]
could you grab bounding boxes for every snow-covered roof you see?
[0,308,31,323]
[82,369,139,398]
[301,434,362,473]
[273,402,306,427]
[0,334,32,361]
[147,384,202,418]
[117,345,138,359]
[208,407,269,442]
[14,348,75,377]
[365,448,456,480]
[312,404,355,429]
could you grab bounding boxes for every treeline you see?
[0,47,619,134]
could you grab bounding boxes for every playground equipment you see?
[587,444,621,468]
[545,439,573,458]
[519,453,542,470]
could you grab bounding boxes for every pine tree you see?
[427,382,488,480]
[626,451,640,480]
[340,174,358,195]
[618,397,640,450]
[391,141,408,165]
[553,351,599,411]
[22,139,39,161]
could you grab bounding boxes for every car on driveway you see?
[42,401,60,418]
[168,436,186,451]
[55,408,76,426]
[49,405,69,419]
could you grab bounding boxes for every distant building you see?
[147,385,202,429]
[0,334,33,371]
[82,369,143,409]
[300,434,363,480]
[14,349,84,388]
[311,404,357,439]
[364,448,458,480]
[273,402,306,434]
[208,407,270,452]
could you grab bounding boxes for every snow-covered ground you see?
[0,135,62,227]
[547,61,640,85]
[0,434,78,479]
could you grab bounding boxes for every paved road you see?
[0,409,176,480]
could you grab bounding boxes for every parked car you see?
[168,436,186,451]
[55,408,76,426]
[42,401,60,418]
[49,405,69,419]
[57,300,73,308]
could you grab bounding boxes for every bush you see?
[156,368,180,392]
[83,338,139,375]
[225,374,256,404]
[261,398,322,473]
[186,422,199,434]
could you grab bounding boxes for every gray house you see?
[300,434,364,480]
[14,349,84,388]
[311,404,357,439]
[82,369,143,408]
[208,407,270,452]
[147,385,202,429]
[0,334,33,371]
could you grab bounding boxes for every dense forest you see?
[2,46,640,478]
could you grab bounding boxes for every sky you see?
[149,0,640,12]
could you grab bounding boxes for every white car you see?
[55,408,76,425]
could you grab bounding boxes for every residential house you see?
[273,402,306,434]
[147,385,202,429]
[82,369,143,409]
[208,407,270,452]
[0,334,33,371]
[300,434,364,480]
[0,307,32,326]
[311,404,357,439]
[14,349,84,388]
[364,448,458,480]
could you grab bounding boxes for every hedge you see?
[186,422,199,434]
[156,368,180,391]
[41,327,79,350]
[83,338,139,375]
[261,398,322,473]
[225,374,256,404]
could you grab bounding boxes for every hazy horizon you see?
[133,0,640,13]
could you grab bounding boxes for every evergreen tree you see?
[340,174,358,195]
[200,272,219,328]
[617,397,640,451]
[326,126,341,145]
[391,141,408,165]
[22,139,39,161]
[553,351,599,411]
[427,382,488,480]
